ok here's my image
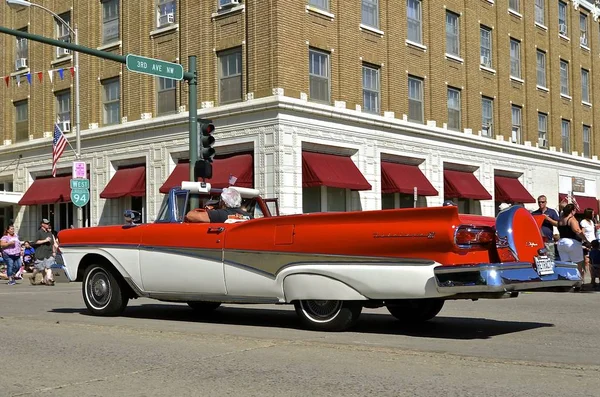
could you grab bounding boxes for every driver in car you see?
[185,187,252,223]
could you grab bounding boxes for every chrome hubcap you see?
[300,300,343,323]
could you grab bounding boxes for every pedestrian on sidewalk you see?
[31,219,56,286]
[1,225,22,286]
[532,195,560,260]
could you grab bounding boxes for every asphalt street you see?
[1,281,599,397]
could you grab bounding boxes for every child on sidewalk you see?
[588,240,600,290]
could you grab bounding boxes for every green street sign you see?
[70,179,90,190]
[126,54,184,80]
[71,188,90,208]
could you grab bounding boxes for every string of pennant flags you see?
[2,66,76,87]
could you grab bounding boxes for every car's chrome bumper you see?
[433,261,582,294]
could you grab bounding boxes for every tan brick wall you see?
[1,0,599,157]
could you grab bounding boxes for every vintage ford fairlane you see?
[57,183,581,331]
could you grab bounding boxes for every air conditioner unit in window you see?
[15,58,27,70]
[61,121,71,132]
[159,12,175,25]
[482,124,493,136]
[580,34,588,46]
[480,55,490,67]
[559,23,567,35]
[220,0,240,8]
[538,138,548,148]
[57,47,70,57]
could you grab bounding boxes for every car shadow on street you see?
[52,304,553,340]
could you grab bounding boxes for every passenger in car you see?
[185,187,253,223]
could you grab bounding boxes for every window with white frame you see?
[407,0,422,44]
[561,119,570,153]
[538,112,548,148]
[558,1,568,36]
[480,25,492,68]
[481,96,493,137]
[583,125,591,158]
[446,11,459,56]
[218,48,243,104]
[55,90,71,132]
[536,50,546,87]
[15,100,28,142]
[157,0,176,27]
[535,0,545,25]
[302,186,347,213]
[309,48,330,103]
[55,12,71,58]
[157,77,176,115]
[581,68,590,103]
[560,59,569,96]
[408,76,424,123]
[102,0,119,44]
[102,78,120,125]
[509,38,521,79]
[15,28,28,69]
[362,64,380,114]
[362,0,378,28]
[509,0,520,13]
[511,105,522,144]
[580,13,588,46]
[447,87,461,131]
[309,0,328,10]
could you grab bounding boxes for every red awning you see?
[494,176,536,203]
[381,162,438,196]
[18,175,72,205]
[302,152,371,191]
[100,166,146,199]
[558,193,599,214]
[444,169,492,200]
[159,154,254,193]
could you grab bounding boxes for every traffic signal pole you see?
[188,55,200,210]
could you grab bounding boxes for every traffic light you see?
[198,118,215,162]
[194,159,213,179]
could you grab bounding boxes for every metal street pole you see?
[188,55,199,210]
[74,25,83,227]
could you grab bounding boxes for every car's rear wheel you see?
[294,300,362,331]
[386,299,444,323]
[83,265,129,316]
[187,301,221,313]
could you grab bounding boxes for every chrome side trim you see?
[123,277,147,298]
[434,260,581,294]
[148,292,280,304]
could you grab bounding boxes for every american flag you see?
[52,122,68,177]
[228,174,238,186]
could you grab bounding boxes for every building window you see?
[309,48,330,103]
[558,1,568,36]
[511,105,522,144]
[535,0,545,25]
[408,76,424,123]
[580,13,588,46]
[55,90,71,132]
[536,50,546,88]
[55,12,71,58]
[509,0,520,13]
[309,0,328,10]
[509,38,521,79]
[481,96,493,137]
[362,64,380,114]
[362,0,378,28]
[561,119,571,153]
[407,0,422,44]
[581,68,590,103]
[157,77,176,115]
[157,0,176,27]
[560,59,569,96]
[15,28,28,70]
[303,186,347,213]
[583,125,591,158]
[538,112,548,148]
[480,26,492,68]
[15,100,28,142]
[102,0,119,44]
[446,11,460,56]
[102,78,120,125]
[218,48,242,105]
[447,87,461,131]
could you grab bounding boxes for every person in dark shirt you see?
[589,240,600,290]
[531,195,560,259]
[185,188,252,223]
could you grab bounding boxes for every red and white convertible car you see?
[58,183,581,331]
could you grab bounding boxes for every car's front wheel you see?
[294,300,362,331]
[83,265,129,316]
[187,301,221,313]
[386,299,444,323]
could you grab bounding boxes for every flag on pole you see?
[228,174,238,186]
[52,122,68,177]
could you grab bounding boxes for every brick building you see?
[1,0,600,237]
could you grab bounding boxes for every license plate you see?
[534,255,555,276]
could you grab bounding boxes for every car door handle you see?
[207,227,225,234]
